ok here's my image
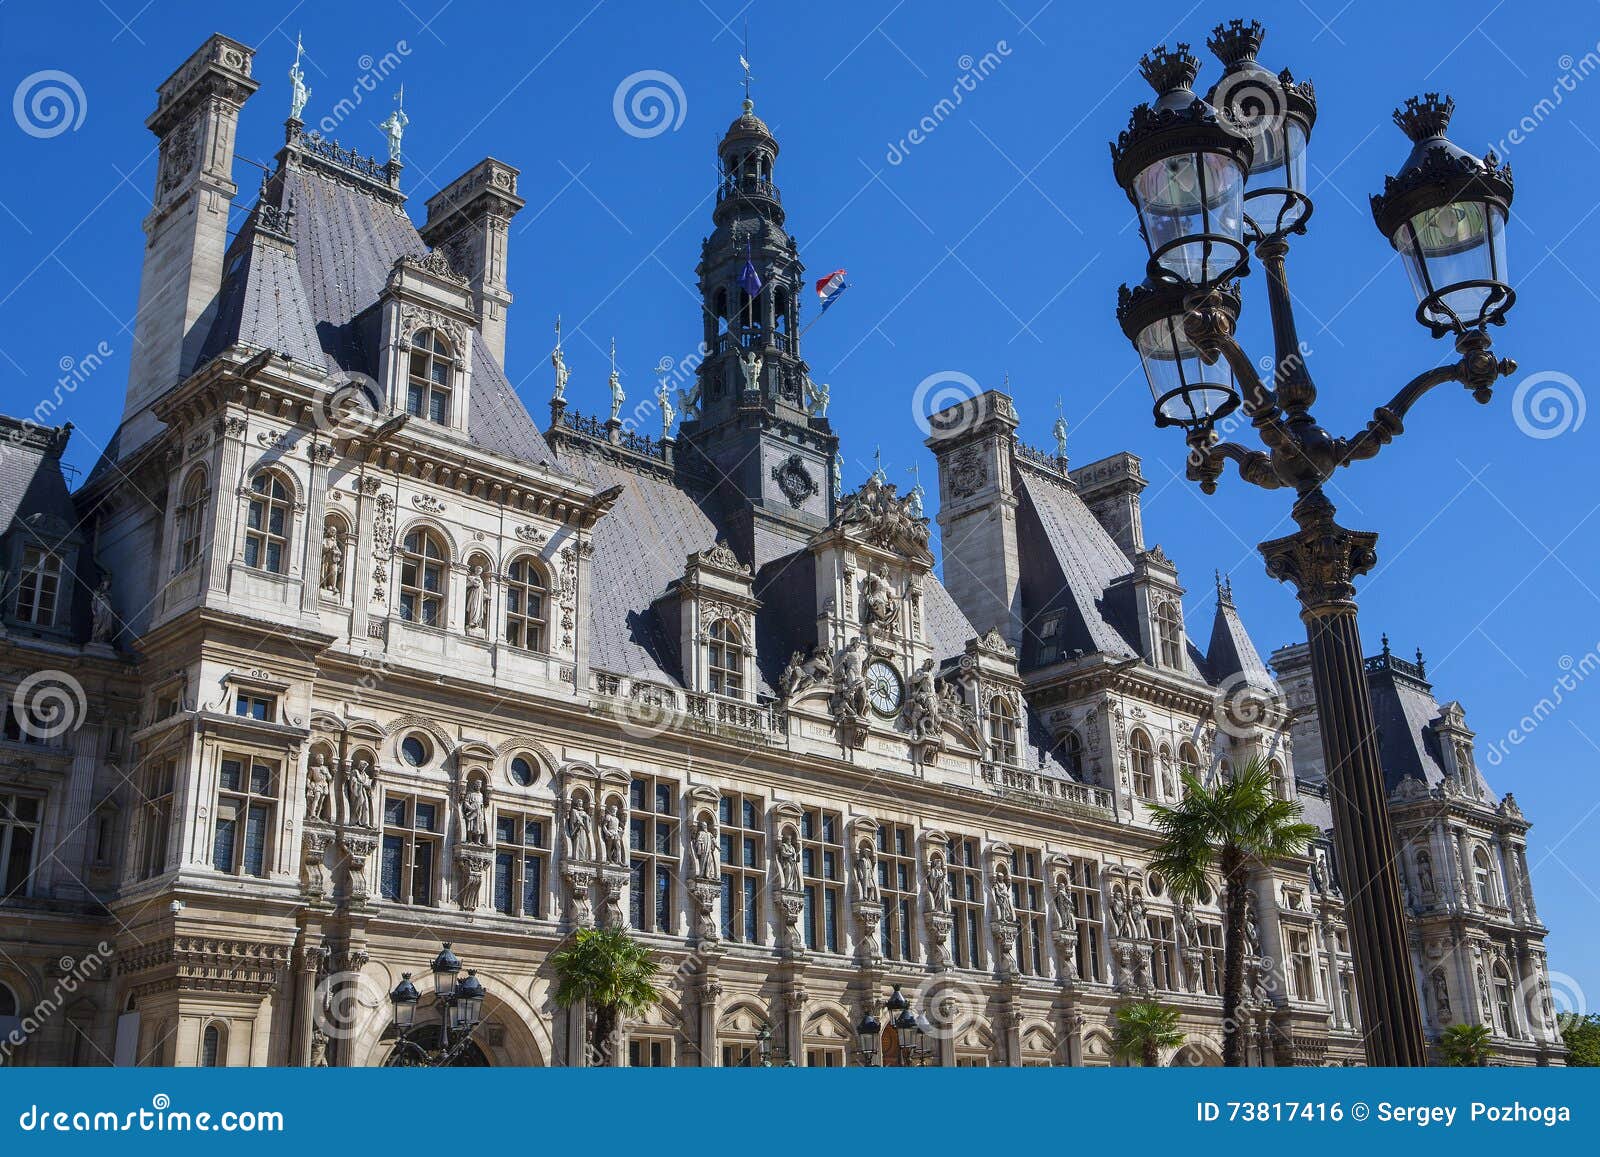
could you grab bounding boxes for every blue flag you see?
[739,241,763,299]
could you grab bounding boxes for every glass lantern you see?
[1118,279,1241,429]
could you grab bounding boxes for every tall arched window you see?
[1155,602,1184,668]
[989,698,1018,765]
[1493,966,1517,1038]
[407,330,455,424]
[201,1022,225,1067]
[504,556,549,651]
[176,468,209,573]
[1268,758,1289,799]
[1061,730,1084,777]
[398,528,447,626]
[707,619,745,698]
[1131,730,1156,798]
[1178,742,1201,785]
[13,547,62,625]
[243,471,291,574]
[1474,847,1498,906]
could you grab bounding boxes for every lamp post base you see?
[1260,492,1429,1067]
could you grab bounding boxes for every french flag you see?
[815,268,850,314]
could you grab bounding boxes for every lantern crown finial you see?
[1207,19,1265,67]
[1139,44,1200,96]
[1394,94,1455,142]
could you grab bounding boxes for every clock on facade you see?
[865,660,903,716]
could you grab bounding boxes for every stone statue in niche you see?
[904,658,941,740]
[692,819,719,880]
[320,524,344,595]
[565,799,594,862]
[1109,885,1134,938]
[305,753,334,822]
[1052,875,1076,932]
[90,576,116,644]
[464,566,487,632]
[776,831,802,892]
[992,865,1017,923]
[345,758,375,829]
[861,565,898,629]
[1129,885,1148,933]
[736,346,764,394]
[779,645,832,700]
[601,803,626,866]
[1244,896,1261,957]
[855,840,880,903]
[460,780,489,845]
[1417,852,1436,898]
[309,1026,329,1067]
[925,851,950,914]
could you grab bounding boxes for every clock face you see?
[865,661,903,716]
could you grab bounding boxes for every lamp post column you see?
[1260,491,1428,1066]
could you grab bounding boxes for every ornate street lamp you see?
[387,943,487,1067]
[1109,20,1518,1069]
[854,1009,881,1066]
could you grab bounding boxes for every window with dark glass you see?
[398,529,447,626]
[138,759,176,880]
[628,776,677,934]
[988,698,1018,765]
[176,469,208,573]
[718,792,763,943]
[504,556,549,651]
[13,547,62,626]
[380,794,440,905]
[233,691,276,722]
[406,330,454,424]
[800,807,843,954]
[493,812,548,918]
[242,472,290,574]
[1011,847,1046,976]
[212,755,277,878]
[707,619,745,698]
[948,835,984,970]
[0,792,42,899]
[877,822,916,962]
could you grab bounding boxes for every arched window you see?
[1493,966,1517,1038]
[1131,730,1156,798]
[1060,730,1084,777]
[176,468,209,572]
[0,981,17,1018]
[989,698,1018,765]
[407,330,455,424]
[1474,847,1497,906]
[1178,742,1201,785]
[1155,602,1184,668]
[243,470,291,574]
[13,547,62,625]
[504,556,549,651]
[200,1022,226,1067]
[1268,758,1288,799]
[398,528,447,626]
[707,619,745,698]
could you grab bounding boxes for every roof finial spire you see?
[1381,632,1391,656]
[739,18,755,112]
[1416,646,1427,679]
[871,446,886,485]
[906,463,925,518]
[1052,398,1069,462]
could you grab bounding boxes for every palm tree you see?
[549,926,662,1066]
[1439,1023,1496,1067]
[1148,758,1319,1067]
[1112,1000,1186,1067]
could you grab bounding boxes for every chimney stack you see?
[119,34,259,459]
[421,159,525,368]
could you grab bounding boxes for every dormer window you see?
[243,470,291,574]
[707,619,745,698]
[13,547,61,626]
[1131,730,1156,798]
[989,697,1018,764]
[176,467,209,572]
[407,330,455,424]
[1155,601,1184,668]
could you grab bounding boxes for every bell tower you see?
[677,97,837,566]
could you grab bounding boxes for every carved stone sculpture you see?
[861,565,898,630]
[992,866,1017,923]
[692,819,719,880]
[565,801,594,863]
[926,851,951,914]
[456,852,489,910]
[345,759,375,829]
[1052,875,1076,933]
[320,523,344,595]
[305,753,334,822]
[464,565,487,632]
[776,832,802,892]
[855,840,880,902]
[904,658,941,741]
[90,576,115,644]
[601,803,626,866]
[460,781,488,845]
[832,636,869,719]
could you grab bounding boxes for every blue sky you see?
[2,1,1598,1007]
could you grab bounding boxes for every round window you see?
[510,755,536,787]
[1148,873,1165,897]
[401,735,429,767]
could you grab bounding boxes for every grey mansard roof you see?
[1367,656,1495,797]
[0,418,76,540]
[1204,589,1278,691]
[201,161,555,469]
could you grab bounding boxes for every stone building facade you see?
[0,33,1564,1067]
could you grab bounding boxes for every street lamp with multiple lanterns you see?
[1109,18,1516,1067]
[387,943,488,1067]
[855,985,936,1067]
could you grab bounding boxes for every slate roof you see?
[1205,590,1278,691]
[199,159,554,469]
[0,419,76,542]
[1367,659,1495,797]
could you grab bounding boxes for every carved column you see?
[301,441,336,614]
[563,863,597,929]
[207,414,247,594]
[1258,491,1428,1067]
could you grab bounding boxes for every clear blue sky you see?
[3,1,1597,1009]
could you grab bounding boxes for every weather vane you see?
[739,19,755,106]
